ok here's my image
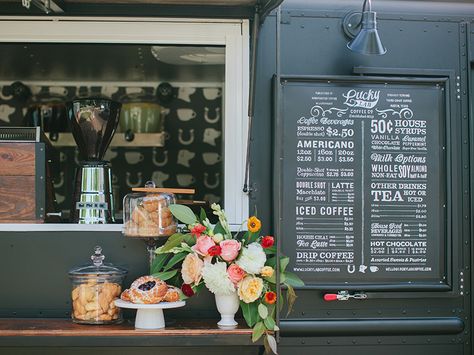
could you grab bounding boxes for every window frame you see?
[0,16,250,230]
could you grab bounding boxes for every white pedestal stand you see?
[115,299,186,330]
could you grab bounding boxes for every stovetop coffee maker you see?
[67,98,121,224]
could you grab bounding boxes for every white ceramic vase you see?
[214,291,240,329]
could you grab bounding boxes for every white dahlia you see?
[236,242,266,274]
[201,261,236,296]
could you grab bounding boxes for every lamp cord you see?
[243,7,260,194]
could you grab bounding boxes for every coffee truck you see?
[0,0,473,354]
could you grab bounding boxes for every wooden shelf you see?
[0,318,252,337]
[0,223,243,232]
[50,132,165,147]
[0,223,123,232]
[0,318,256,347]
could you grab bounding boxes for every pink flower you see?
[227,264,245,285]
[220,240,241,262]
[193,235,215,256]
[190,223,207,237]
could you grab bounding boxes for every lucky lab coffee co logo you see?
[342,89,380,109]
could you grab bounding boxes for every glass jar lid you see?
[68,246,127,277]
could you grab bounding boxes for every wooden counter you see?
[0,318,256,348]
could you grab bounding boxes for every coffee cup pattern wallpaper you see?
[0,85,223,218]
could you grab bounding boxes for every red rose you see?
[261,236,275,248]
[181,283,195,297]
[208,245,222,256]
[264,291,277,304]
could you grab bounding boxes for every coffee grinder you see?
[67,98,121,224]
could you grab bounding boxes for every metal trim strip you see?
[280,317,465,337]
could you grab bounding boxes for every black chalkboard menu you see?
[278,76,447,288]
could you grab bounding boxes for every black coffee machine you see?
[67,98,121,224]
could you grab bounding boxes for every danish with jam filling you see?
[121,276,168,304]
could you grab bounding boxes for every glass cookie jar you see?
[68,246,127,324]
[123,181,177,238]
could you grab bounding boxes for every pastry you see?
[120,288,132,302]
[127,276,168,304]
[160,224,177,236]
[163,286,180,302]
[142,194,165,212]
[71,281,121,323]
[131,206,148,225]
[124,199,176,237]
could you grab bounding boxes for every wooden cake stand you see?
[115,299,186,330]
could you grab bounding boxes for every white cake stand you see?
[115,299,186,330]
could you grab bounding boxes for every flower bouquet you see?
[150,203,304,354]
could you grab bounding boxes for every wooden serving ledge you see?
[0,318,256,348]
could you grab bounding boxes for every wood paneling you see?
[0,176,35,221]
[0,144,35,176]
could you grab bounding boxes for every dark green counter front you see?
[0,229,175,318]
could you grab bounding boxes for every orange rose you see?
[247,216,261,233]
[264,291,277,304]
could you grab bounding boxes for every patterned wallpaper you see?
[0,84,223,218]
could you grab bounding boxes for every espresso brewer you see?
[67,98,121,223]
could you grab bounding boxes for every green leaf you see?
[161,233,185,252]
[280,256,289,272]
[151,269,178,281]
[183,233,196,246]
[279,293,284,312]
[266,272,285,285]
[168,273,181,288]
[266,256,277,268]
[163,252,187,271]
[282,272,305,287]
[266,303,276,318]
[240,301,259,327]
[180,243,194,253]
[252,321,266,343]
[169,204,197,225]
[150,253,169,274]
[213,221,226,235]
[263,335,271,355]
[266,334,278,354]
[263,316,275,330]
[264,246,277,255]
[248,231,259,244]
[192,281,206,294]
[258,303,268,319]
[199,207,207,223]
[285,284,297,317]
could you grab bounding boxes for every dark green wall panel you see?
[0,232,219,318]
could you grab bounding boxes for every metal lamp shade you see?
[347,11,386,55]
